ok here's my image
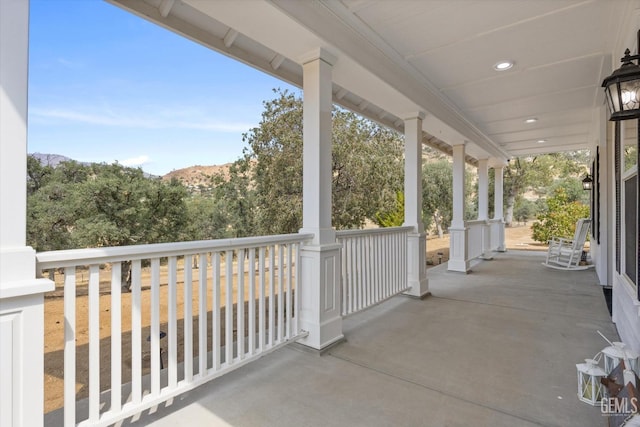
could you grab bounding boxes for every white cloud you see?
[120,155,150,167]
[30,107,253,133]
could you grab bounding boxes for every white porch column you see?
[0,1,54,426]
[297,49,343,350]
[477,158,493,259]
[493,165,506,251]
[448,143,470,272]
[402,113,429,298]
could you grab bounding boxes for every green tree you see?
[375,192,404,227]
[421,159,475,237]
[218,89,404,235]
[210,160,256,237]
[185,196,230,241]
[27,158,191,287]
[69,165,188,248]
[496,152,588,227]
[531,187,590,243]
[547,177,590,205]
[422,160,453,237]
[513,198,537,225]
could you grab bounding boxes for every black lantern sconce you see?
[602,30,640,121]
[582,174,594,191]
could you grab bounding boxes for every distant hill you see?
[29,153,159,179]
[162,163,232,193]
[30,152,78,167]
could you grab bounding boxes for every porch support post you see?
[477,158,493,260]
[0,1,54,426]
[448,143,470,272]
[493,165,506,252]
[298,48,343,350]
[402,113,429,298]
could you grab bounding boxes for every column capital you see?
[488,157,509,168]
[402,111,426,121]
[299,48,337,66]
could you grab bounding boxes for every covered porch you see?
[2,1,639,426]
[59,250,612,427]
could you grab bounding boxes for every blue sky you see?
[27,0,298,176]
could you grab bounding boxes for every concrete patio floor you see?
[121,250,617,427]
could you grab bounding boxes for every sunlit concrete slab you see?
[122,251,615,427]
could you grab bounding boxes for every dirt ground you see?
[43,224,544,414]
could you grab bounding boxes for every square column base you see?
[481,222,494,260]
[492,219,506,252]
[448,227,470,273]
[1,247,54,427]
[297,243,344,350]
[403,232,429,298]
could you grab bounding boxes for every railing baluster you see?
[225,250,233,366]
[248,249,256,355]
[88,264,100,422]
[286,244,292,339]
[373,235,379,301]
[168,256,177,389]
[183,255,193,383]
[63,267,76,427]
[388,234,394,294]
[351,238,356,313]
[111,263,122,413]
[237,249,245,359]
[352,238,359,313]
[198,253,207,376]
[150,258,161,395]
[268,245,275,347]
[213,252,221,370]
[277,245,284,343]
[358,236,371,310]
[293,243,301,334]
[131,260,142,404]
[258,247,266,351]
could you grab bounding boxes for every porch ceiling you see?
[109,0,639,161]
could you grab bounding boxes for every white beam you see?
[270,54,285,70]
[223,29,239,48]
[158,0,175,18]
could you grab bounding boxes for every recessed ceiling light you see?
[493,60,514,71]
[537,139,547,144]
[525,118,538,123]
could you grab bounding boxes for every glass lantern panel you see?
[623,119,638,173]
[607,82,621,113]
[620,80,640,111]
[605,355,619,374]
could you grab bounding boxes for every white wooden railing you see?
[466,220,485,260]
[336,227,411,316]
[37,233,312,427]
